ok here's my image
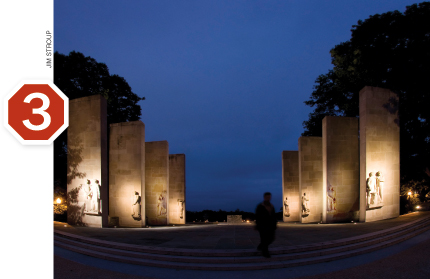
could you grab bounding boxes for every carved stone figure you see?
[82,179,101,214]
[91,179,101,213]
[177,199,185,219]
[327,184,336,213]
[375,171,384,204]
[157,192,167,216]
[283,197,290,216]
[83,179,92,211]
[132,191,141,220]
[366,172,377,206]
[367,171,384,208]
[302,193,310,215]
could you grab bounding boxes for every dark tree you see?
[53,51,145,189]
[303,2,430,198]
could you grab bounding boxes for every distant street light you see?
[56,198,61,204]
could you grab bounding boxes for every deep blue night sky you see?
[54,0,418,212]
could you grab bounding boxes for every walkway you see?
[54,229,430,278]
[54,212,428,249]
[54,212,430,278]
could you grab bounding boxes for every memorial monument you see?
[168,154,186,224]
[298,136,323,223]
[282,151,299,221]
[282,86,400,224]
[359,86,399,222]
[67,95,185,228]
[67,95,108,227]
[66,85,399,227]
[109,121,146,227]
[322,116,359,223]
[145,141,170,225]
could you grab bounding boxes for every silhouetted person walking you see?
[255,192,277,258]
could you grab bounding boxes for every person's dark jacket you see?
[255,202,277,231]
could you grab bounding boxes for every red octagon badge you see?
[4,80,69,145]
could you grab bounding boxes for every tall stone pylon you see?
[109,121,146,227]
[359,86,400,222]
[67,95,108,227]
[145,141,169,225]
[322,116,359,223]
[169,154,186,224]
[282,151,300,222]
[298,136,323,223]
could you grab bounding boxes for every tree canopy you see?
[303,2,430,198]
[54,51,145,188]
[54,51,144,124]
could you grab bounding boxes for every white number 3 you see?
[23,93,51,131]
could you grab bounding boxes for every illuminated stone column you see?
[109,121,145,227]
[145,141,169,225]
[67,95,108,227]
[359,86,400,222]
[322,116,359,223]
[168,154,186,225]
[282,151,300,222]
[299,136,323,223]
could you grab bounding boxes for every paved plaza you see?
[54,212,428,249]
[54,211,430,278]
[54,233,430,279]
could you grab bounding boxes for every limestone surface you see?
[109,121,145,227]
[299,136,323,223]
[322,116,359,223]
[168,154,186,224]
[145,141,169,225]
[67,95,108,227]
[359,86,400,222]
[282,151,300,222]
